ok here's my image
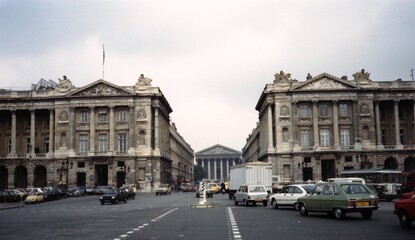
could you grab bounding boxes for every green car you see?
[297,182,379,219]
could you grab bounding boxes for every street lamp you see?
[356,153,372,169]
[57,160,73,190]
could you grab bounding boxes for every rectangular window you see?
[98,110,108,122]
[99,134,108,152]
[78,162,85,168]
[339,103,348,117]
[319,103,329,117]
[8,139,11,154]
[300,129,310,148]
[340,129,350,147]
[44,137,49,153]
[320,129,330,147]
[118,133,128,152]
[299,104,309,118]
[79,134,89,153]
[400,129,405,144]
[26,138,31,153]
[80,110,89,122]
[119,110,127,122]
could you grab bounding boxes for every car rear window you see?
[302,185,315,194]
[249,186,265,192]
[340,184,369,194]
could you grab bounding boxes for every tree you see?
[193,165,205,182]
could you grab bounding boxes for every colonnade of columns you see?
[199,158,237,181]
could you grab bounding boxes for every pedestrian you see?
[220,182,226,195]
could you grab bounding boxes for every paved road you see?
[0,192,414,240]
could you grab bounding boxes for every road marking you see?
[227,207,242,240]
[113,208,178,240]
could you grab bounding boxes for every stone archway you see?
[34,165,47,187]
[404,157,415,171]
[0,166,8,189]
[384,157,398,169]
[14,166,28,188]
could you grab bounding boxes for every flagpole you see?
[102,44,105,79]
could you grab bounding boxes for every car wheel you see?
[334,208,345,219]
[156,193,158,196]
[244,200,249,207]
[124,198,127,203]
[169,192,171,195]
[294,202,300,211]
[234,200,238,206]
[361,210,372,219]
[263,201,268,207]
[299,204,308,216]
[398,210,412,228]
[101,201,104,205]
[271,199,279,209]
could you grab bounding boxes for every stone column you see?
[129,105,135,149]
[226,159,229,180]
[154,108,160,154]
[292,102,299,150]
[69,107,75,151]
[394,100,402,148]
[89,107,95,153]
[30,109,35,157]
[207,159,211,180]
[333,101,340,147]
[10,110,16,156]
[48,109,54,155]
[353,101,361,150]
[109,106,115,153]
[375,101,383,149]
[267,105,274,152]
[214,159,217,180]
[313,101,319,147]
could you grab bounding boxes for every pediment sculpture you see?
[134,74,152,92]
[301,78,348,90]
[77,83,124,96]
[57,75,73,93]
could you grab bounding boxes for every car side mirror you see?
[412,195,415,200]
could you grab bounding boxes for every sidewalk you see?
[0,202,25,211]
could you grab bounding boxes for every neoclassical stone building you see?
[0,75,194,191]
[242,69,415,182]
[196,144,241,181]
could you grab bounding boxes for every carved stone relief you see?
[301,78,348,90]
[134,74,152,92]
[280,105,289,116]
[59,111,68,121]
[77,84,125,96]
[57,76,73,93]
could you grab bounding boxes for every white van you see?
[327,177,366,184]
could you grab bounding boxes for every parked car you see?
[394,195,415,228]
[95,185,111,195]
[121,187,136,200]
[43,188,60,201]
[26,187,43,194]
[68,186,86,197]
[196,182,214,198]
[208,183,220,194]
[0,190,16,203]
[182,183,196,193]
[99,188,128,205]
[234,184,269,207]
[297,182,379,219]
[269,184,315,210]
[122,184,137,193]
[8,189,28,200]
[402,188,415,199]
[56,187,68,199]
[25,192,44,204]
[155,184,172,195]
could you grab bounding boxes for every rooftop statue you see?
[134,74,152,92]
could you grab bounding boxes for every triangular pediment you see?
[293,73,359,91]
[69,79,134,97]
[196,144,241,155]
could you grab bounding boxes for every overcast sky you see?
[1,0,414,153]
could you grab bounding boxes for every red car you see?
[182,183,196,193]
[402,188,415,199]
[394,195,415,228]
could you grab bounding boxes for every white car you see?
[269,184,315,210]
[234,184,269,207]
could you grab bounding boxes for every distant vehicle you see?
[208,183,220,194]
[327,177,366,184]
[95,186,111,195]
[121,187,136,200]
[297,182,379,219]
[196,182,213,198]
[394,195,415,228]
[340,169,402,201]
[43,188,60,201]
[8,189,28,200]
[181,183,196,193]
[155,184,172,195]
[99,189,128,205]
[269,184,315,210]
[0,190,17,203]
[26,187,44,194]
[25,192,44,204]
[68,186,86,197]
[121,184,137,193]
[229,161,272,199]
[234,184,269,207]
[401,171,415,193]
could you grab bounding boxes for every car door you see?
[319,183,335,211]
[277,186,290,205]
[235,186,245,202]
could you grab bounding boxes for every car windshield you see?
[159,184,168,188]
[340,184,370,194]
[302,185,315,194]
[105,189,118,194]
[248,186,265,192]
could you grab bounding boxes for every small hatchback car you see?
[394,195,415,228]
[234,184,269,207]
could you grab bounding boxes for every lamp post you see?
[57,160,73,190]
[356,153,372,169]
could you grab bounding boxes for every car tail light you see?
[348,200,356,207]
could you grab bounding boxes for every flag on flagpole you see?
[102,44,105,66]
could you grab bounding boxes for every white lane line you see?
[228,207,242,240]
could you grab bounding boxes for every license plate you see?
[255,198,263,202]
[356,201,369,206]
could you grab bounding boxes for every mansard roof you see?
[196,144,241,156]
[292,72,360,91]
[68,79,135,97]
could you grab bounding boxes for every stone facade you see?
[196,144,241,181]
[0,75,194,192]
[242,69,415,182]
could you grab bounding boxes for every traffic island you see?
[190,202,215,208]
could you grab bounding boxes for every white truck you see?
[228,161,273,199]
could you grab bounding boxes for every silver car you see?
[268,184,315,210]
[234,184,269,207]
